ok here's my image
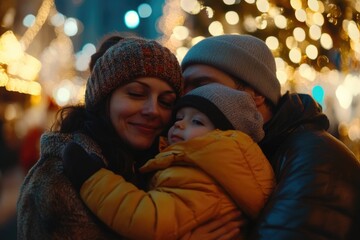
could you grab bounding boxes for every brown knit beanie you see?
[181,34,281,105]
[174,83,264,142]
[85,38,183,109]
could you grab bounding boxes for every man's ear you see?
[253,93,266,107]
[244,88,265,107]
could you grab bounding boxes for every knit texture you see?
[181,34,281,105]
[175,83,264,142]
[86,38,183,109]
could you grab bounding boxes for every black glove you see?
[62,142,106,191]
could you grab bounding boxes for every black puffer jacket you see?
[252,92,360,240]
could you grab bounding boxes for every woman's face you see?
[109,77,177,150]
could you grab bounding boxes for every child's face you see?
[167,107,215,145]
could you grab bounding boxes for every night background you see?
[0,0,359,238]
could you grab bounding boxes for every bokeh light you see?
[124,10,140,29]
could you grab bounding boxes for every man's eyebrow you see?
[184,76,214,87]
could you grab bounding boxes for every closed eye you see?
[192,119,204,126]
[128,92,145,98]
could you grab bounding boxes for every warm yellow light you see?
[0,31,23,63]
[275,57,286,70]
[54,87,71,106]
[255,16,267,30]
[243,15,257,32]
[320,33,333,50]
[274,15,287,29]
[343,74,360,96]
[299,63,316,81]
[289,47,302,63]
[30,94,42,106]
[306,44,318,60]
[286,36,297,49]
[276,70,288,85]
[350,41,360,54]
[173,26,189,40]
[317,1,325,13]
[191,36,205,46]
[225,11,239,25]
[266,36,279,50]
[208,21,224,36]
[347,21,360,41]
[0,67,9,86]
[309,25,321,40]
[5,77,41,95]
[290,0,302,10]
[336,85,352,109]
[312,12,324,26]
[295,9,306,22]
[7,53,42,81]
[293,27,306,42]
[205,7,214,18]
[307,0,319,12]
[348,123,360,141]
[356,0,360,12]
[4,104,19,121]
[169,35,182,48]
[176,46,189,62]
[256,0,270,13]
[180,0,201,15]
[223,0,236,5]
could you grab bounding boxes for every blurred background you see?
[0,0,359,239]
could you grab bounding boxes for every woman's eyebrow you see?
[133,80,176,95]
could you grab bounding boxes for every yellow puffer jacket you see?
[81,130,275,240]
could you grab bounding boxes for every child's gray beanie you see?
[181,34,281,105]
[175,83,265,142]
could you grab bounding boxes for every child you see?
[63,83,275,240]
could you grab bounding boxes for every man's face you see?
[182,63,273,123]
[182,64,239,94]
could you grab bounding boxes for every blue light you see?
[312,85,325,107]
[124,10,140,29]
[138,3,152,18]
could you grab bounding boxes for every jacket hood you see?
[260,92,329,156]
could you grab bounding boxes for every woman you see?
[16,36,240,239]
[62,83,275,240]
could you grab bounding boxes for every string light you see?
[20,0,54,51]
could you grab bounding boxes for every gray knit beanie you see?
[174,83,264,142]
[85,38,183,109]
[181,34,281,105]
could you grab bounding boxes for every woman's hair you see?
[52,33,156,183]
[52,95,156,184]
[52,32,181,185]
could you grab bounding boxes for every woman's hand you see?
[62,142,105,191]
[189,211,243,240]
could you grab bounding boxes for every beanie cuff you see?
[174,95,234,131]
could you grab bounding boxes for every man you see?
[181,34,360,240]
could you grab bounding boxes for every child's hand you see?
[62,142,105,191]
